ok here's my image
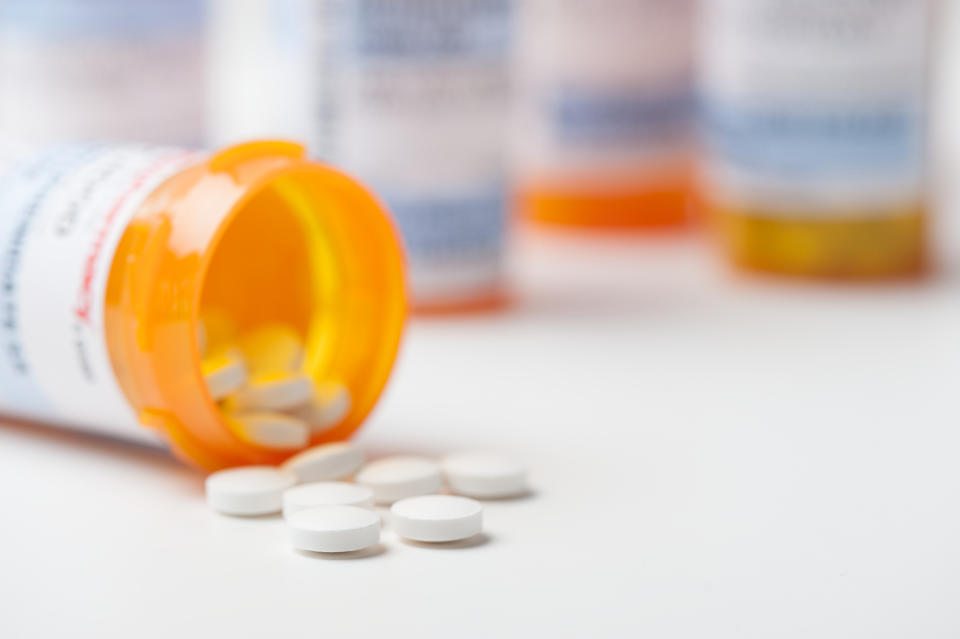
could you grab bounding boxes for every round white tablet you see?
[288,506,380,553]
[281,442,365,482]
[391,495,483,543]
[229,372,314,411]
[283,482,375,519]
[355,456,444,505]
[290,382,352,433]
[227,412,309,450]
[205,466,297,516]
[441,452,528,499]
[202,349,248,401]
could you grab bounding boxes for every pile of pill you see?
[200,312,528,553]
[206,446,528,553]
[199,316,352,449]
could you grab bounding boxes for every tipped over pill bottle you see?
[209,0,513,312]
[699,0,935,278]
[0,141,406,470]
[513,0,696,229]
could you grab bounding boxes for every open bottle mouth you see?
[107,143,407,470]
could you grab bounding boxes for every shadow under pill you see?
[214,512,283,523]
[295,543,388,560]
[476,490,538,504]
[399,532,493,550]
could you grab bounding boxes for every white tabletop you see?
[4,7,960,636]
[2,226,960,639]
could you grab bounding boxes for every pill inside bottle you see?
[0,141,407,471]
[126,143,407,469]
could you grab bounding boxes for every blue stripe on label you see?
[702,100,924,177]
[380,186,506,259]
[1,0,205,38]
[347,0,512,61]
[551,85,695,147]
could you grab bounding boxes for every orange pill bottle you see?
[699,0,935,278]
[0,141,406,470]
[513,0,697,229]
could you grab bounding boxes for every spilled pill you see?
[355,456,444,505]
[227,412,310,450]
[391,495,483,543]
[282,442,365,482]
[441,452,528,499]
[206,466,297,516]
[288,505,380,553]
[283,482,375,518]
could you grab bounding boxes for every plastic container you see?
[0,0,205,146]
[0,141,407,470]
[513,0,696,229]
[699,0,934,278]
[209,0,512,312]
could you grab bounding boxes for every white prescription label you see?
[514,0,696,185]
[699,0,932,215]
[315,0,512,304]
[0,144,199,443]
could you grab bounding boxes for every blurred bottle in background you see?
[699,0,935,278]
[0,0,205,146]
[209,0,513,313]
[206,0,316,145]
[513,0,696,229]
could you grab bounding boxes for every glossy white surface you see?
[3,224,959,637]
[3,7,960,630]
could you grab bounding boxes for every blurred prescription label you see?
[699,0,931,214]
[0,144,198,441]
[0,0,205,145]
[210,0,511,310]
[515,0,695,183]
[512,0,696,228]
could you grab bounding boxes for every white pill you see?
[230,372,314,411]
[391,495,483,543]
[227,413,309,450]
[202,349,247,401]
[442,452,529,499]
[290,382,352,433]
[355,456,444,505]
[205,466,296,516]
[283,482,375,518]
[281,442,365,482]
[288,505,380,553]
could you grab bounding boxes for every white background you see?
[3,5,960,638]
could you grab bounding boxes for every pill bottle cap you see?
[105,141,407,470]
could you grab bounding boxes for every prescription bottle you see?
[0,0,205,146]
[0,141,406,470]
[513,0,696,229]
[209,0,513,312]
[699,0,935,278]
